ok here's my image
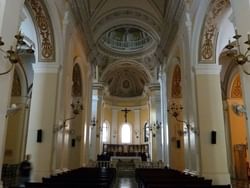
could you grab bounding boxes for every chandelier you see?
[225,29,250,75]
[0,31,34,75]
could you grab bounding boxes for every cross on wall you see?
[121,108,131,122]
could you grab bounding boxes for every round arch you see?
[120,122,132,144]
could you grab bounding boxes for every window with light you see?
[102,122,108,143]
[121,123,131,143]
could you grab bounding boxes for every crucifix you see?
[121,108,131,123]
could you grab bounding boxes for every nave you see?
[3,1,250,188]
[13,159,232,188]
[1,159,249,188]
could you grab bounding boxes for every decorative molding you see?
[33,63,60,74]
[92,8,161,36]
[72,64,82,97]
[25,0,55,62]
[92,82,105,91]
[230,74,242,98]
[194,64,221,75]
[148,83,160,91]
[171,65,182,98]
[199,0,230,63]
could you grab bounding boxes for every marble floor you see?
[113,177,138,188]
[113,178,249,188]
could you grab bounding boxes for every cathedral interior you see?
[0,0,250,187]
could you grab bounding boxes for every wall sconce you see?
[167,102,183,118]
[168,102,199,136]
[90,116,97,127]
[0,31,34,75]
[6,103,21,117]
[54,116,76,133]
[71,99,83,115]
[54,100,83,133]
[147,121,161,137]
[134,129,140,139]
[232,103,246,117]
[225,29,250,75]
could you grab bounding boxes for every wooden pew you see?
[26,167,116,188]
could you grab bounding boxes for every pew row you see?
[25,167,116,188]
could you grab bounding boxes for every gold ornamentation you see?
[72,64,82,97]
[201,25,215,59]
[171,65,182,98]
[25,0,55,62]
[231,74,242,98]
[200,0,229,61]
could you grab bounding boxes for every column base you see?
[202,172,231,185]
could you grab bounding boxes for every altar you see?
[102,144,149,157]
[110,156,142,162]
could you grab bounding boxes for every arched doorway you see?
[226,73,248,180]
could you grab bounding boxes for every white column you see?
[26,63,59,182]
[149,83,162,161]
[111,109,118,144]
[195,64,230,185]
[0,1,24,187]
[89,95,98,160]
[159,70,169,165]
[134,110,140,144]
[90,83,104,158]
[231,0,250,171]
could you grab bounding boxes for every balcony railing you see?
[101,35,152,51]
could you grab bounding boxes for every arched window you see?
[102,122,109,143]
[121,123,131,143]
[144,122,149,142]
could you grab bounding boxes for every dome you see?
[99,25,154,55]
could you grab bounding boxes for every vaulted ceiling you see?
[69,0,184,98]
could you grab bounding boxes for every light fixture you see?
[91,116,97,127]
[232,103,246,116]
[6,103,21,117]
[54,100,83,133]
[167,102,198,135]
[225,29,250,75]
[167,102,183,118]
[151,121,161,131]
[0,31,34,75]
[71,99,83,115]
[146,121,162,137]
